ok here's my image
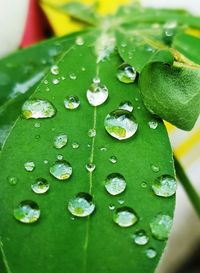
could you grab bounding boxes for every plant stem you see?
[174,156,200,218]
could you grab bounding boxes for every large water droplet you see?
[86,83,108,106]
[50,160,72,180]
[13,200,40,224]
[68,193,95,217]
[150,213,173,240]
[113,207,138,227]
[152,175,177,197]
[24,161,35,172]
[105,173,126,195]
[31,178,49,194]
[86,163,96,173]
[117,64,137,84]
[104,110,138,140]
[119,101,133,112]
[64,96,80,110]
[22,99,56,119]
[54,134,68,149]
[145,248,157,259]
[132,230,149,245]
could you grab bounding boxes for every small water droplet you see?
[93,76,101,84]
[119,101,133,112]
[109,156,118,164]
[117,64,137,84]
[50,65,59,75]
[52,78,60,85]
[22,99,56,119]
[75,36,84,46]
[152,175,177,197]
[35,135,40,140]
[81,67,86,72]
[141,182,147,188]
[31,178,49,194]
[113,207,138,227]
[88,128,96,138]
[121,42,127,48]
[87,83,108,106]
[99,146,107,152]
[72,142,79,149]
[54,134,68,149]
[24,161,35,172]
[68,192,95,217]
[150,213,173,240]
[44,80,48,85]
[151,164,160,173]
[104,110,138,140]
[57,154,64,161]
[145,248,157,259]
[7,176,18,185]
[44,160,48,164]
[50,160,72,180]
[118,199,125,205]
[64,96,80,110]
[105,173,126,195]
[86,163,96,173]
[69,73,77,80]
[148,120,158,129]
[34,122,41,128]
[109,204,115,210]
[132,230,149,245]
[13,200,40,224]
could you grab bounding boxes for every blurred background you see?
[0,0,199,272]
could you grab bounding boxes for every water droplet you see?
[145,248,157,259]
[75,36,84,46]
[92,77,100,84]
[44,160,48,164]
[117,64,137,84]
[104,110,138,140]
[22,99,56,119]
[105,173,126,195]
[87,83,108,106]
[13,200,40,224]
[141,182,147,188]
[57,154,64,161]
[35,135,40,140]
[50,65,59,75]
[44,80,48,85]
[113,207,138,227]
[64,96,80,110]
[50,160,72,180]
[109,156,118,164]
[109,204,115,210]
[121,42,127,48]
[31,178,49,194]
[54,134,68,149]
[68,193,95,217]
[99,146,107,152]
[34,122,41,128]
[119,101,133,112]
[24,161,35,172]
[52,78,60,85]
[148,120,158,129]
[86,163,96,173]
[81,67,86,72]
[150,213,173,240]
[88,128,96,138]
[118,199,125,205]
[72,142,79,149]
[69,73,77,80]
[151,164,160,173]
[132,230,149,245]
[152,175,177,197]
[7,176,18,185]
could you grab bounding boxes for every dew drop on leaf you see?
[69,73,77,80]
[50,160,72,181]
[145,248,157,259]
[31,178,49,194]
[34,122,41,128]
[54,134,68,149]
[141,182,147,188]
[109,156,118,164]
[109,204,115,211]
[88,128,96,138]
[21,99,56,119]
[105,173,126,196]
[99,146,107,152]
[86,163,96,173]
[13,200,40,224]
[118,199,125,205]
[151,164,160,173]
[52,78,60,85]
[119,101,133,112]
[72,142,79,149]
[86,83,108,106]
[150,213,173,240]
[113,207,138,227]
[117,64,137,84]
[68,193,95,217]
[50,65,59,75]
[92,76,101,84]
[24,161,35,172]
[148,120,158,129]
[75,36,84,46]
[57,154,64,161]
[152,175,177,197]
[132,230,149,245]
[104,110,138,140]
[7,176,18,186]
[64,96,80,110]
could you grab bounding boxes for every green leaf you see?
[139,61,200,130]
[0,32,80,149]
[0,31,175,273]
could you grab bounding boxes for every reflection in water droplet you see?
[86,163,96,173]
[68,192,95,217]
[109,156,118,164]
[105,173,126,195]
[7,176,18,185]
[117,64,137,84]
[75,36,84,46]
[145,248,157,259]
[151,164,160,173]
[88,128,96,138]
[109,204,115,210]
[119,101,133,112]
[104,110,138,140]
[50,65,59,75]
[148,120,158,129]
[87,83,108,106]
[31,178,49,194]
[54,134,68,149]
[13,200,40,224]
[24,161,35,172]
[152,175,177,197]
[132,230,149,245]
[150,213,173,240]
[113,207,138,227]
[72,142,79,149]
[22,99,56,119]
[64,96,80,110]
[50,160,72,180]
